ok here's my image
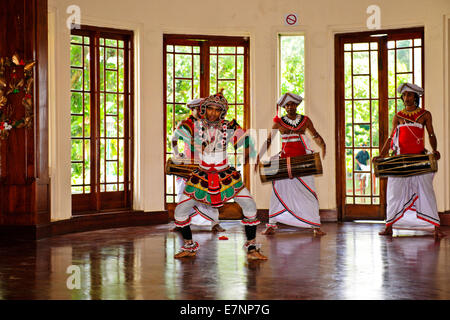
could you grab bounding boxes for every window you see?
[279,35,305,114]
[70,26,134,214]
[164,35,250,206]
[336,28,424,220]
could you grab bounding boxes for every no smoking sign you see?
[284,13,299,26]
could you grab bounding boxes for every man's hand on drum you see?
[433,150,441,160]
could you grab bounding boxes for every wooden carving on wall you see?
[0,53,35,140]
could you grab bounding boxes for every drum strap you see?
[287,157,293,179]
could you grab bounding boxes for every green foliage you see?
[280,36,305,114]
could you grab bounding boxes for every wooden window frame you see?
[163,34,250,212]
[335,27,424,221]
[71,26,134,215]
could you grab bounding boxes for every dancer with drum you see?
[374,83,446,239]
[170,98,226,233]
[173,90,268,260]
[255,93,327,236]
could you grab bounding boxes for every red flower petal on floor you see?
[218,236,228,240]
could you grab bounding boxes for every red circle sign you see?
[286,14,297,25]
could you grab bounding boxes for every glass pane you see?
[210,55,217,94]
[396,39,412,48]
[388,99,396,134]
[414,48,422,87]
[218,81,235,104]
[414,39,422,46]
[174,80,192,103]
[71,92,83,114]
[237,55,244,103]
[353,43,369,51]
[71,139,83,161]
[71,35,82,44]
[166,53,174,102]
[71,115,83,137]
[70,45,83,67]
[396,73,412,96]
[106,70,118,92]
[345,149,353,195]
[84,47,90,91]
[71,162,83,185]
[106,48,117,69]
[371,101,379,147]
[84,140,90,185]
[106,139,118,160]
[219,47,236,54]
[396,48,412,72]
[119,139,124,182]
[280,36,305,107]
[354,100,370,123]
[344,53,352,99]
[84,94,90,137]
[355,197,369,204]
[71,68,83,90]
[218,55,236,79]
[175,46,191,53]
[353,76,370,99]
[174,54,193,78]
[118,94,124,137]
[105,39,117,47]
[106,116,118,137]
[344,43,351,51]
[346,197,354,204]
[72,186,83,194]
[106,94,117,114]
[388,50,396,98]
[353,51,370,74]
[354,124,370,147]
[370,51,378,98]
[118,49,124,92]
[106,162,118,183]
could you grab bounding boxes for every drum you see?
[258,152,323,183]
[165,157,199,179]
[373,153,437,178]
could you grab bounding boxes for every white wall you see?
[48,0,450,220]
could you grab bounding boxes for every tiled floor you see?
[0,221,449,300]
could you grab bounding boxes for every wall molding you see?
[0,210,168,241]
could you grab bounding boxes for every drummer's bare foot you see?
[379,226,393,236]
[247,249,268,260]
[434,227,447,240]
[262,226,276,235]
[313,228,326,236]
[211,223,226,233]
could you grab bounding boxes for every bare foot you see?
[434,227,447,240]
[262,226,275,235]
[174,250,197,259]
[247,249,268,260]
[211,224,226,233]
[379,226,393,236]
[313,228,326,236]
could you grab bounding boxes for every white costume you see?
[385,83,440,231]
[267,134,321,230]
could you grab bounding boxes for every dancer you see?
[255,92,326,236]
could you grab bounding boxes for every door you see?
[163,34,250,217]
[335,28,424,221]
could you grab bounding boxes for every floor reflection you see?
[0,222,448,300]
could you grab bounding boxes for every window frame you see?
[70,26,134,214]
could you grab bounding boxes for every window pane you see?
[279,35,305,113]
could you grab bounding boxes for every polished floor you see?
[0,221,449,300]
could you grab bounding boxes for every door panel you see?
[336,28,424,221]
